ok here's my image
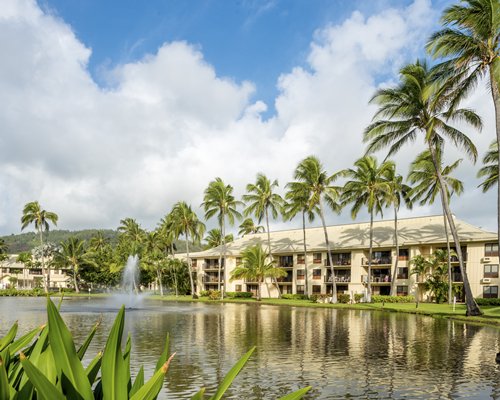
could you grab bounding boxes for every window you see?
[297,254,305,264]
[235,284,242,292]
[485,243,499,257]
[312,285,321,294]
[312,269,321,280]
[313,253,322,264]
[279,255,293,267]
[397,286,408,296]
[483,286,498,299]
[296,269,305,280]
[398,249,409,261]
[332,253,351,265]
[296,285,305,294]
[484,265,499,278]
[397,267,408,279]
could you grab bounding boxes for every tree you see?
[364,60,483,316]
[170,202,206,298]
[21,201,58,293]
[238,218,265,237]
[478,140,498,192]
[384,165,413,296]
[230,245,286,300]
[243,173,285,297]
[341,156,393,302]
[117,218,146,257]
[16,252,33,288]
[164,258,190,296]
[143,230,168,296]
[427,0,500,259]
[0,238,8,262]
[408,149,464,304]
[410,254,431,305]
[52,237,95,293]
[204,229,234,250]
[202,178,242,298]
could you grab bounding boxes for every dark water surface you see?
[1,297,500,399]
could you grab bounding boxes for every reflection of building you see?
[0,256,70,289]
[185,215,499,300]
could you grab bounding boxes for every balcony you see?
[452,272,463,282]
[203,275,222,283]
[276,276,293,283]
[361,275,391,284]
[325,258,352,267]
[362,257,392,266]
[325,275,351,283]
[203,262,224,271]
[277,256,294,268]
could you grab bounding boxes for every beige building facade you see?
[188,215,499,300]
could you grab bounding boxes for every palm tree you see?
[0,238,8,262]
[230,245,286,300]
[89,231,110,252]
[341,156,393,303]
[243,173,285,297]
[408,149,464,304]
[204,228,234,249]
[291,156,342,302]
[238,218,264,237]
[364,60,483,315]
[384,165,413,296]
[52,237,95,293]
[117,218,146,256]
[202,178,242,298]
[143,230,168,296]
[21,201,58,293]
[478,141,498,192]
[283,181,317,297]
[427,0,499,255]
[170,202,206,298]
[410,254,432,305]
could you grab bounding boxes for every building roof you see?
[189,215,497,258]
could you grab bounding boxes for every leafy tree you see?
[117,218,146,258]
[230,245,286,300]
[202,178,242,297]
[478,140,498,192]
[342,156,393,302]
[164,258,190,296]
[364,60,483,316]
[21,201,58,293]
[0,238,8,262]
[142,230,168,296]
[204,228,234,250]
[238,218,265,237]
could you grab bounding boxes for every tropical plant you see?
[204,228,234,250]
[164,258,190,296]
[408,149,464,304]
[0,238,8,262]
[20,201,58,293]
[230,245,286,301]
[341,156,393,302]
[410,254,431,305]
[364,60,483,316]
[142,231,168,296]
[117,218,146,258]
[238,218,265,237]
[202,178,243,298]
[170,202,206,298]
[290,156,342,302]
[478,140,499,192]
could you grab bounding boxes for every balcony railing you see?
[361,275,391,283]
[362,257,392,266]
[203,276,222,283]
[278,262,294,268]
[325,275,350,283]
[203,263,224,270]
[276,276,293,283]
[325,259,352,266]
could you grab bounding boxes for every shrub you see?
[338,293,351,304]
[475,297,500,306]
[354,293,364,303]
[371,295,415,303]
[208,290,221,300]
[226,291,253,299]
[0,288,46,297]
[199,290,210,297]
[282,293,309,300]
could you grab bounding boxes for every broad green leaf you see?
[46,298,93,400]
[77,320,100,360]
[124,333,132,393]
[19,353,66,400]
[101,305,128,400]
[0,323,18,352]
[85,352,102,385]
[129,354,174,400]
[190,388,206,400]
[278,387,312,400]
[0,356,10,400]
[8,326,43,355]
[154,334,170,372]
[129,366,144,397]
[209,347,255,400]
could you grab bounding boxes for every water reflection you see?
[1,298,500,399]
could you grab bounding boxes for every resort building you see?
[188,215,499,300]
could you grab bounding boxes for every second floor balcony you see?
[362,257,392,266]
[362,274,391,284]
[324,274,351,283]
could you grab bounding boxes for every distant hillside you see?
[0,229,203,254]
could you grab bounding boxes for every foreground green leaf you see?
[278,386,312,400]
[130,354,174,400]
[19,353,65,400]
[0,323,18,352]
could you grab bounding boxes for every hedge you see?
[371,295,415,303]
[282,294,309,300]
[0,288,46,297]
[475,298,500,306]
[225,291,253,298]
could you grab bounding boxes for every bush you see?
[282,294,309,300]
[371,295,415,303]
[475,297,500,306]
[338,293,351,304]
[226,291,253,299]
[354,293,364,303]
[0,288,45,297]
[208,290,221,300]
[199,290,210,297]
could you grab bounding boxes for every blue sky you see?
[0,0,495,235]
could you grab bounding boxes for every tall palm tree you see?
[89,231,110,252]
[283,181,318,297]
[230,245,286,301]
[243,173,285,297]
[410,254,432,306]
[117,218,145,256]
[202,178,242,298]
[52,237,95,293]
[341,156,393,303]
[291,156,342,302]
[204,228,234,249]
[384,165,413,296]
[170,202,206,298]
[408,149,464,304]
[0,238,8,262]
[21,201,58,293]
[364,60,483,315]
[427,0,499,255]
[238,218,265,237]
[143,230,168,296]
[478,140,498,192]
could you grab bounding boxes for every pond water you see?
[1,297,500,399]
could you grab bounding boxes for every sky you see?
[0,0,496,237]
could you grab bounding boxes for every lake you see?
[1,297,500,399]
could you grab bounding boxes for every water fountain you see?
[110,254,143,309]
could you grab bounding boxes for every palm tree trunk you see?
[428,144,482,316]
[257,277,262,301]
[266,209,281,298]
[367,210,373,303]
[186,233,197,299]
[390,207,399,296]
[441,200,453,305]
[220,213,226,300]
[319,199,337,303]
[157,268,163,296]
[39,228,49,294]
[73,266,79,293]
[302,210,309,297]
[489,68,500,272]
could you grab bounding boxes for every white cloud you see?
[0,0,496,238]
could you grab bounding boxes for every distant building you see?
[185,215,499,300]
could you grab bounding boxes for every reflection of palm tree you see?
[409,150,463,304]
[238,218,264,237]
[478,141,498,193]
[342,156,392,302]
[202,178,242,298]
[364,60,482,316]
[21,201,58,293]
